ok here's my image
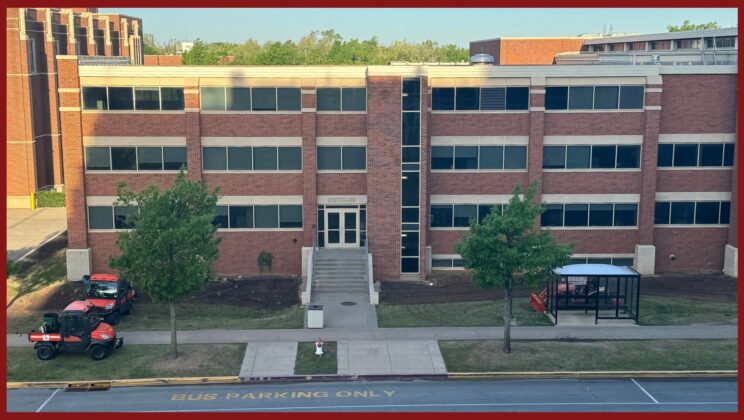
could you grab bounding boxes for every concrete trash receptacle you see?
[307,304,324,328]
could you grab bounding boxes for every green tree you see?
[455,182,572,354]
[143,33,161,55]
[109,171,221,358]
[181,39,219,65]
[667,20,720,32]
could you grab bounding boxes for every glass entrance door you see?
[325,209,359,248]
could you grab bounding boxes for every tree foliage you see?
[455,182,572,353]
[667,20,720,32]
[144,30,469,65]
[109,171,221,358]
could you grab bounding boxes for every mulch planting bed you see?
[381,271,737,305]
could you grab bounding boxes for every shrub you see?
[36,191,65,207]
[258,251,273,273]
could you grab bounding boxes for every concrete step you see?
[314,286,369,293]
[313,264,367,269]
[314,281,368,287]
[314,277,367,282]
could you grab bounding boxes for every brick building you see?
[469,37,586,64]
[55,51,738,282]
[6,7,143,208]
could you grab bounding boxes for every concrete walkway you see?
[6,208,67,261]
[239,342,297,378]
[337,340,447,376]
[309,292,378,328]
[6,325,737,347]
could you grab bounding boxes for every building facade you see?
[6,7,143,208]
[54,56,738,281]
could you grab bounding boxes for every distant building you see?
[177,41,194,54]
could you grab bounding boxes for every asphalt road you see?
[7,377,737,412]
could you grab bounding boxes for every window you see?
[593,86,619,109]
[504,146,527,169]
[656,201,731,225]
[431,204,501,228]
[543,146,566,169]
[566,146,591,169]
[86,146,185,171]
[201,87,225,110]
[434,87,528,111]
[317,147,341,170]
[431,205,453,227]
[82,87,108,110]
[431,147,454,170]
[657,144,674,167]
[85,147,111,170]
[715,37,736,49]
[431,88,455,110]
[591,145,616,169]
[613,204,638,226]
[88,206,114,230]
[609,43,625,52]
[564,204,588,226]
[658,143,734,168]
[619,86,645,109]
[454,146,478,170]
[654,202,670,225]
[401,172,419,206]
[433,145,526,170]
[480,87,506,110]
[568,87,593,110]
[699,144,724,166]
[227,147,252,170]
[402,79,420,111]
[724,144,735,166]
[207,146,301,171]
[317,88,341,111]
[545,87,568,110]
[676,39,701,49]
[317,146,365,171]
[278,147,302,170]
[589,204,613,226]
[114,206,138,229]
[341,147,365,170]
[649,40,671,50]
[673,144,698,167]
[616,146,641,169]
[670,202,695,224]
[453,205,477,227]
[279,205,303,228]
[203,147,227,170]
[695,202,720,224]
[627,42,646,51]
[137,147,162,170]
[543,145,639,170]
[213,206,229,228]
[252,88,277,111]
[229,206,253,228]
[226,87,251,111]
[317,88,366,111]
[541,203,638,227]
[110,147,136,170]
[160,88,184,110]
[541,204,564,227]
[27,39,36,74]
[108,87,134,110]
[134,88,160,110]
[545,85,644,110]
[402,112,420,145]
[455,87,479,110]
[163,147,187,170]
[479,146,504,169]
[253,147,278,170]
[277,88,301,111]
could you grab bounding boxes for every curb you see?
[7,370,736,389]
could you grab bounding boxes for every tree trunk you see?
[503,286,512,354]
[169,302,178,359]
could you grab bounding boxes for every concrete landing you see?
[239,342,298,378]
[550,312,639,327]
[309,292,378,329]
[337,340,447,376]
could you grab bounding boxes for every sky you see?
[101,8,738,47]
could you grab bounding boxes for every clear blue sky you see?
[102,8,738,46]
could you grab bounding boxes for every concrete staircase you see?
[312,248,369,294]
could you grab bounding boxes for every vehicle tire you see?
[90,345,109,361]
[36,345,56,361]
[107,311,121,326]
[122,300,132,315]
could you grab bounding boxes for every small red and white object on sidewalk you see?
[315,338,324,356]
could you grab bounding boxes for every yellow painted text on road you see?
[171,390,396,401]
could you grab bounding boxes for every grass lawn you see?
[376,300,552,328]
[439,339,737,373]
[640,295,738,325]
[6,249,67,307]
[7,344,244,382]
[294,341,337,375]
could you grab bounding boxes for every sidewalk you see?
[6,325,737,347]
[6,208,67,261]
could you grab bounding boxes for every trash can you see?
[307,305,324,329]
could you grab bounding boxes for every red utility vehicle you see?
[82,274,135,325]
[28,301,123,361]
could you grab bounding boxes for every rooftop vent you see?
[470,54,494,65]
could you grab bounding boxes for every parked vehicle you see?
[28,301,123,361]
[82,274,135,325]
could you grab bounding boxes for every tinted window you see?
[229,206,253,228]
[723,144,735,166]
[201,87,225,110]
[278,147,302,170]
[612,258,634,267]
[203,147,227,170]
[454,205,477,227]
[227,147,252,170]
[541,204,563,226]
[342,88,366,111]
[213,206,228,228]
[614,204,637,226]
[342,147,365,170]
[568,86,593,109]
[160,88,184,110]
[401,257,419,273]
[226,87,251,111]
[114,206,137,229]
[402,207,419,223]
[402,112,420,145]
[279,205,303,228]
[593,86,619,109]
[252,88,276,111]
[137,147,162,170]
[111,147,136,170]
[402,79,420,111]
[699,143,723,166]
[254,205,279,228]
[454,146,478,169]
[108,87,134,110]
[431,146,453,170]
[505,87,529,110]
[619,86,644,109]
[566,146,591,169]
[455,88,479,110]
[480,87,505,110]
[657,144,674,167]
[591,145,616,169]
[402,146,419,163]
[478,204,501,223]
[401,171,419,206]
[431,205,452,227]
[253,147,277,170]
[432,88,455,110]
[277,88,301,111]
[654,202,670,224]
[479,146,504,169]
[695,201,720,224]
[673,144,698,167]
[589,204,613,226]
[670,202,695,224]
[564,204,588,226]
[720,201,731,223]
[545,87,568,110]
[134,88,160,110]
[317,147,341,170]
[543,146,566,169]
[82,87,107,110]
[163,147,187,170]
[317,88,341,111]
[504,146,527,169]
[89,206,113,229]
[86,147,110,170]
[616,145,640,168]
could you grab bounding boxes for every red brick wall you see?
[544,113,645,135]
[659,75,738,134]
[654,227,728,272]
[430,173,528,195]
[429,114,529,136]
[203,174,303,195]
[542,172,642,194]
[85,173,180,195]
[82,114,187,136]
[143,55,182,65]
[430,230,467,254]
[317,173,367,196]
[499,38,584,65]
[200,114,302,137]
[655,170,732,192]
[215,232,302,276]
[316,114,367,137]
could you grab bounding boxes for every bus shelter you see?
[547,264,640,325]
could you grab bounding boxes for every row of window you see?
[585,36,736,52]
[431,204,504,228]
[317,88,366,111]
[543,145,640,170]
[545,86,644,110]
[82,87,185,111]
[654,201,730,225]
[85,147,187,171]
[431,146,527,170]
[317,147,366,170]
[203,147,302,171]
[88,206,138,230]
[213,205,303,229]
[431,87,529,111]
[658,143,735,168]
[569,257,634,267]
[200,87,301,111]
[432,258,466,268]
[542,203,638,227]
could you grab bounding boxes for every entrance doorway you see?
[325,209,359,248]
